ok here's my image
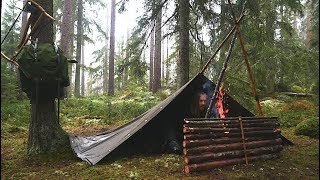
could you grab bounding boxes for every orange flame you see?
[215,83,229,118]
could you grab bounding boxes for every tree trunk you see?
[218,0,228,63]
[153,3,162,94]
[81,42,85,96]
[74,0,83,97]
[103,3,110,94]
[149,21,155,92]
[123,29,129,84]
[177,0,190,88]
[165,34,170,86]
[28,98,69,154]
[16,0,29,100]
[60,0,73,97]
[306,0,312,49]
[28,0,69,155]
[108,0,116,96]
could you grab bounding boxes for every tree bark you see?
[81,42,85,96]
[177,0,190,88]
[60,0,73,97]
[153,3,162,94]
[149,21,155,92]
[74,0,83,97]
[16,0,29,100]
[103,3,110,94]
[28,0,69,155]
[108,0,116,96]
[28,98,69,154]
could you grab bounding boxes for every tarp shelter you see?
[69,73,258,165]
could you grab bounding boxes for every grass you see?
[1,94,319,179]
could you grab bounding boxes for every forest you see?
[1,0,319,179]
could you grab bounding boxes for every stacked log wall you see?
[183,116,283,173]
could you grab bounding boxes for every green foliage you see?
[60,85,160,126]
[295,117,319,138]
[272,99,318,128]
[290,85,307,93]
[1,100,30,126]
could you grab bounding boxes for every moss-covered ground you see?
[1,93,318,179]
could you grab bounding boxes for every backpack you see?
[17,42,70,99]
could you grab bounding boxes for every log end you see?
[183,148,187,155]
[184,157,189,164]
[182,141,187,148]
[184,166,190,173]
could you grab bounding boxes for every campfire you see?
[215,83,229,118]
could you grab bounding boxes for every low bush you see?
[276,100,318,128]
[294,117,319,138]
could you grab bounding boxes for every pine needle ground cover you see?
[1,94,318,179]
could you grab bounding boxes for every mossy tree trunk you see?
[28,97,69,154]
[27,0,69,155]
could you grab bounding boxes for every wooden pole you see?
[226,0,263,116]
[239,117,248,164]
[200,13,245,74]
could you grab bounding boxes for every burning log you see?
[184,153,279,173]
[183,136,276,148]
[183,138,282,155]
[183,126,275,134]
[184,145,283,164]
[183,129,281,140]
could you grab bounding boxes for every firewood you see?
[183,138,282,155]
[184,153,279,173]
[183,129,281,140]
[184,145,283,164]
[183,126,276,134]
[183,136,276,148]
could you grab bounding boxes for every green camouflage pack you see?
[17,43,70,98]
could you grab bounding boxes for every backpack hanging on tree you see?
[17,41,70,99]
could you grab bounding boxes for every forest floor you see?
[1,95,319,179]
[1,127,318,179]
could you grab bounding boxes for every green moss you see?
[295,117,319,138]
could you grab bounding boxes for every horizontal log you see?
[184,153,279,173]
[184,119,278,125]
[183,122,279,128]
[183,136,277,148]
[183,138,282,155]
[185,116,278,122]
[183,126,275,134]
[184,130,281,140]
[184,145,283,164]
